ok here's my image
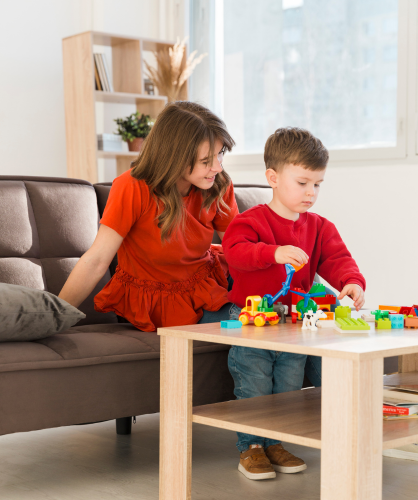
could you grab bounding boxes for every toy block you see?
[314,294,337,306]
[375,318,392,330]
[412,306,418,317]
[379,305,401,313]
[291,312,298,324]
[405,316,418,329]
[399,306,413,316]
[335,318,370,331]
[316,320,335,328]
[309,283,326,294]
[361,312,375,322]
[389,314,404,329]
[318,311,334,320]
[220,320,242,329]
[372,310,389,320]
[335,306,351,320]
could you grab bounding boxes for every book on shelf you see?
[101,54,114,92]
[94,53,113,92]
[94,58,102,91]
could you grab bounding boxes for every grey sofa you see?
[0,176,274,437]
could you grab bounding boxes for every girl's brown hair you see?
[131,101,235,241]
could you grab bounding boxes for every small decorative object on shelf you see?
[97,133,122,152]
[114,112,153,152]
[144,78,155,95]
[145,37,207,102]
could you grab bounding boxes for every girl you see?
[59,101,238,330]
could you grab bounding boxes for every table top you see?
[158,312,418,361]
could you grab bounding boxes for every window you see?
[190,0,407,161]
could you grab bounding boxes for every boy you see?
[223,127,366,481]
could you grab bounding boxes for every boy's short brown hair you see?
[264,127,329,171]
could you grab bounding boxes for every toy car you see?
[239,296,279,327]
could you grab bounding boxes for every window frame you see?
[187,0,413,166]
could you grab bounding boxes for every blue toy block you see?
[220,320,242,329]
[390,314,404,329]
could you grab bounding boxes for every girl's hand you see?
[337,284,365,311]
[274,246,309,267]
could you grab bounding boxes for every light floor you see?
[0,413,417,499]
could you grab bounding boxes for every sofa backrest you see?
[0,176,117,325]
[94,182,273,247]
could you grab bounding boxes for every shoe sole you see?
[272,463,307,473]
[238,463,276,480]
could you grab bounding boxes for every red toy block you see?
[291,312,298,324]
[313,294,337,306]
[399,306,413,316]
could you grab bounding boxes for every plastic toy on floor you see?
[302,309,327,331]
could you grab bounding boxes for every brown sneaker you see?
[238,445,276,480]
[265,444,307,473]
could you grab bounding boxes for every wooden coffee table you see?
[158,317,418,500]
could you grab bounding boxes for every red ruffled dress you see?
[94,170,239,331]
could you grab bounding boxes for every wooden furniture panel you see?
[159,321,418,361]
[62,32,97,183]
[321,357,383,500]
[193,388,321,448]
[160,336,193,500]
[112,40,143,94]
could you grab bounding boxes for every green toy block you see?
[335,306,351,320]
[309,283,326,295]
[375,318,392,329]
[371,310,389,320]
[336,318,370,331]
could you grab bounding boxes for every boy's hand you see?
[337,284,365,311]
[275,246,309,267]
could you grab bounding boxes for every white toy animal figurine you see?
[302,309,328,331]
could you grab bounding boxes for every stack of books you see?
[383,384,418,420]
[94,53,114,92]
[97,134,122,152]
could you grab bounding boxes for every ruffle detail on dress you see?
[94,249,229,332]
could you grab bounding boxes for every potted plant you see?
[114,112,153,152]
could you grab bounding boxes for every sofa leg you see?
[116,416,132,435]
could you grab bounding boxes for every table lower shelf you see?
[192,387,418,451]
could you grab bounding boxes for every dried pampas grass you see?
[145,38,207,102]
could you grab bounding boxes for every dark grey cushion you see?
[0,283,85,342]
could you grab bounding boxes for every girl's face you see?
[177,140,225,196]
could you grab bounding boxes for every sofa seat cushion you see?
[0,323,230,373]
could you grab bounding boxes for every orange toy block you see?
[379,305,401,313]
[405,317,418,329]
[319,311,334,320]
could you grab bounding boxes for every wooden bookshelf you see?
[62,31,186,183]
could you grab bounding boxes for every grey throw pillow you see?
[0,283,85,342]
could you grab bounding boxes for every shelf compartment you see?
[192,387,418,451]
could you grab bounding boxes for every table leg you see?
[160,336,193,500]
[321,356,383,500]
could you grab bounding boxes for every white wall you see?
[0,0,161,179]
[223,159,418,312]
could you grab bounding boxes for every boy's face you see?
[266,163,326,216]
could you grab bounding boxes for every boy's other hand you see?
[274,246,309,267]
[337,284,365,311]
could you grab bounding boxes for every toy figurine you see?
[302,309,327,331]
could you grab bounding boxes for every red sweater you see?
[223,204,366,309]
